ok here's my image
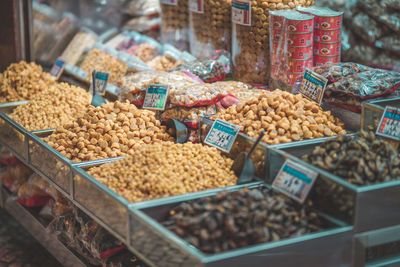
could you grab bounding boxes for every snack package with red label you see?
[16,173,59,207]
[117,70,201,107]
[0,145,19,166]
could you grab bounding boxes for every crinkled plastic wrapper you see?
[189,0,231,59]
[125,0,160,16]
[232,0,314,85]
[160,1,189,51]
[117,70,201,107]
[173,59,228,83]
[160,105,218,129]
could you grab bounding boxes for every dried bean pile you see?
[88,142,237,202]
[0,61,56,103]
[302,130,400,185]
[45,101,173,162]
[212,90,346,144]
[163,188,326,254]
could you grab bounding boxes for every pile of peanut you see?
[9,83,91,131]
[88,142,237,202]
[80,49,128,83]
[212,90,346,144]
[45,101,173,162]
[0,61,56,103]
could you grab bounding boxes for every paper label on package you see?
[189,0,204,13]
[272,159,318,203]
[376,106,400,142]
[143,84,169,111]
[232,0,251,26]
[204,119,241,153]
[300,69,328,105]
[89,71,109,96]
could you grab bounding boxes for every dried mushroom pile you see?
[0,61,56,103]
[212,90,346,144]
[45,101,173,162]
[9,83,91,131]
[163,187,326,254]
[302,130,400,186]
[88,142,237,202]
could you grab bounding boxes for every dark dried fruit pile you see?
[302,130,400,186]
[162,188,326,254]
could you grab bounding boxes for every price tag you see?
[90,71,109,96]
[143,84,169,111]
[189,0,204,13]
[272,159,318,203]
[204,119,241,153]
[160,0,177,5]
[232,0,251,26]
[300,69,328,105]
[49,58,66,80]
[376,106,400,141]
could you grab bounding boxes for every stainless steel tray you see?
[267,137,400,233]
[27,130,73,195]
[72,158,129,242]
[0,102,29,161]
[129,183,353,267]
[362,97,400,131]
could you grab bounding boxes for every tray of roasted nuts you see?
[0,102,30,161]
[267,130,400,233]
[129,183,353,267]
[361,97,400,131]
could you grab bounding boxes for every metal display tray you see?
[266,137,400,233]
[0,102,29,161]
[129,183,353,267]
[361,97,400,131]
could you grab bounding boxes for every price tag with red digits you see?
[189,0,204,13]
[232,0,251,26]
[204,119,241,153]
[160,0,177,5]
[272,159,318,203]
[50,58,66,80]
[300,69,328,105]
[376,106,400,142]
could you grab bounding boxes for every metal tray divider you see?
[27,131,73,195]
[71,163,131,243]
[0,112,29,161]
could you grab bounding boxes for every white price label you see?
[300,69,328,105]
[189,0,204,13]
[272,159,318,203]
[49,58,66,80]
[376,106,400,141]
[232,0,251,26]
[204,119,241,153]
[160,0,177,5]
[143,84,169,111]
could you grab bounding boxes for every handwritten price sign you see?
[300,69,328,105]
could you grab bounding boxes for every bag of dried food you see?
[160,0,189,51]
[189,0,231,59]
[117,70,202,107]
[232,0,314,85]
[60,29,98,66]
[16,173,57,207]
[0,162,33,193]
[160,105,218,129]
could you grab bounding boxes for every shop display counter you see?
[362,97,400,131]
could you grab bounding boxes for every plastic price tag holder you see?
[160,0,177,5]
[204,119,241,153]
[300,69,328,105]
[143,84,169,111]
[232,0,251,26]
[90,70,107,107]
[376,106,400,149]
[272,159,318,203]
[50,58,66,80]
[189,0,204,13]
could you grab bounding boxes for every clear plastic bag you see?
[351,14,389,43]
[375,34,400,56]
[0,163,33,193]
[232,0,314,85]
[17,173,55,207]
[125,0,160,16]
[160,1,189,51]
[60,29,98,66]
[173,59,227,83]
[189,0,231,59]
[160,105,218,128]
